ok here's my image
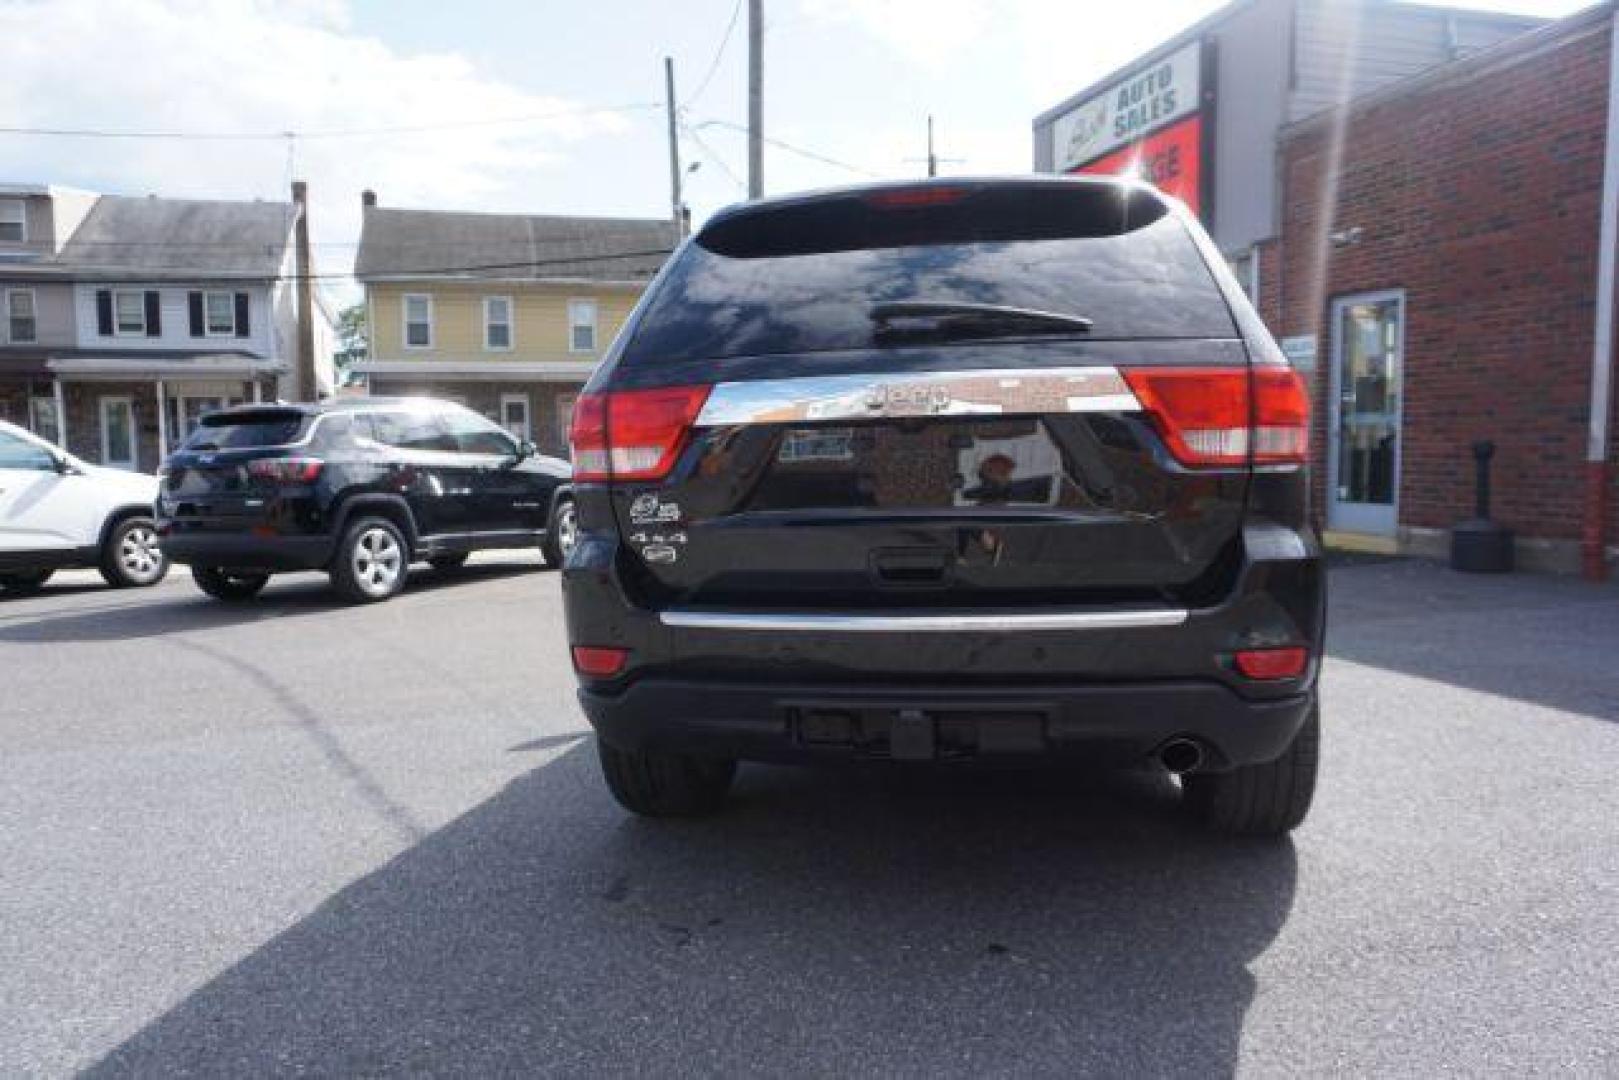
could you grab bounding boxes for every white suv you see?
[0,420,168,595]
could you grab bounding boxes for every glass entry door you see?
[1328,292,1404,535]
[100,396,137,470]
[500,393,531,441]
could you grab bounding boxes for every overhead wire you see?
[691,119,882,178]
[0,102,663,141]
[680,122,747,193]
[683,0,745,108]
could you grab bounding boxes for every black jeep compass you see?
[561,177,1324,835]
[158,397,575,603]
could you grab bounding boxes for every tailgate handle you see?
[870,548,951,587]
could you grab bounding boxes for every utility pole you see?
[290,180,316,402]
[664,56,684,236]
[748,0,763,198]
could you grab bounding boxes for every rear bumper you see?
[564,520,1327,769]
[155,529,334,571]
[581,678,1315,769]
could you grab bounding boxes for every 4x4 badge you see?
[629,493,681,524]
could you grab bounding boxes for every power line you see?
[680,122,747,193]
[44,247,678,283]
[694,119,881,178]
[684,0,744,108]
[0,102,662,142]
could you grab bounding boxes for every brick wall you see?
[1254,238,1284,332]
[1279,13,1616,553]
[0,378,30,429]
[62,382,162,473]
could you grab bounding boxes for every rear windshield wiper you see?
[870,300,1094,338]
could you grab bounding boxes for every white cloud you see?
[0,0,640,300]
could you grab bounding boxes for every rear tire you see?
[428,553,469,572]
[0,569,54,595]
[1184,702,1319,836]
[330,516,409,603]
[598,740,737,817]
[191,567,270,602]
[541,496,577,569]
[99,515,169,588]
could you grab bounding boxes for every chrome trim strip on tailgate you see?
[694,366,1140,425]
[659,608,1188,632]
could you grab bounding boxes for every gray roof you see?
[354,207,676,283]
[53,196,295,279]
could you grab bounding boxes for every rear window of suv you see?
[622,183,1237,364]
[187,409,307,449]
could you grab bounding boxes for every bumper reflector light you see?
[572,645,629,677]
[1234,647,1308,680]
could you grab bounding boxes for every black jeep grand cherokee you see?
[562,177,1324,835]
[158,397,574,603]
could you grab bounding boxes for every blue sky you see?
[0,0,1588,300]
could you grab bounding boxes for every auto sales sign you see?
[1052,42,1205,213]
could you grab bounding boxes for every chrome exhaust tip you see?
[1158,738,1205,776]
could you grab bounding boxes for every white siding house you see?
[0,185,336,471]
[72,283,276,356]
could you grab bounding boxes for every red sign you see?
[1068,114,1202,216]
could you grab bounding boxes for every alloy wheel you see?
[119,524,164,584]
[351,526,403,597]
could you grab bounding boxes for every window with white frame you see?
[1226,250,1257,301]
[403,294,433,348]
[484,296,513,350]
[568,299,598,353]
[114,290,147,335]
[6,289,35,343]
[29,396,59,445]
[500,392,530,440]
[100,396,136,469]
[0,200,24,244]
[204,291,237,336]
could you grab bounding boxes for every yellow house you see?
[351,191,674,456]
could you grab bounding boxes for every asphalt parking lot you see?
[3,555,1617,1077]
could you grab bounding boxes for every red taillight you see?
[247,457,323,483]
[569,386,711,482]
[1250,367,1310,462]
[570,393,609,480]
[1234,647,1309,680]
[572,645,628,678]
[1121,366,1309,467]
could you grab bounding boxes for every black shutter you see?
[96,290,113,336]
[234,292,250,338]
[187,292,204,337]
[144,291,161,337]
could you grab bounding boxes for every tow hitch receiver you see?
[890,709,937,761]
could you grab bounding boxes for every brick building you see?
[1277,5,1619,575]
[1034,0,1619,577]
